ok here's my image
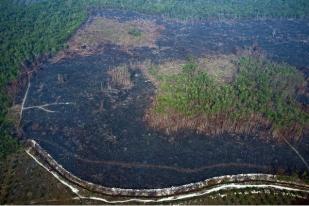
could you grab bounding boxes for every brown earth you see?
[52,16,164,63]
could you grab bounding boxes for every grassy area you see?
[142,55,238,86]
[128,27,142,37]
[67,17,161,52]
[107,65,133,90]
[147,55,308,141]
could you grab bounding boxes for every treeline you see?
[154,57,308,140]
[87,0,309,19]
[0,0,86,159]
[13,0,309,20]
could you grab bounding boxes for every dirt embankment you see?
[25,139,309,198]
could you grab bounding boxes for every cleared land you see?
[53,17,164,62]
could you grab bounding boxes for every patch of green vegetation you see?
[128,27,142,37]
[148,66,156,76]
[0,128,19,160]
[155,56,308,139]
[234,57,307,131]
[277,172,309,184]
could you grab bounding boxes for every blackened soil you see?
[21,10,309,189]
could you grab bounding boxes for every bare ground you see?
[52,16,164,63]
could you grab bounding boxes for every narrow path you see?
[74,157,268,173]
[19,73,75,118]
[39,139,268,174]
[79,184,309,204]
[19,73,31,122]
[283,137,309,172]
[23,102,75,113]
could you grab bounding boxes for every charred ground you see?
[16,10,309,189]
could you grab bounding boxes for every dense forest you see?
[1,0,309,158]
[0,0,86,159]
[87,0,309,19]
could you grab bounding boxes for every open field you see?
[53,16,164,62]
[139,55,238,87]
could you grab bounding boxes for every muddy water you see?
[21,10,309,189]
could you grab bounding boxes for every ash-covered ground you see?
[21,10,309,189]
